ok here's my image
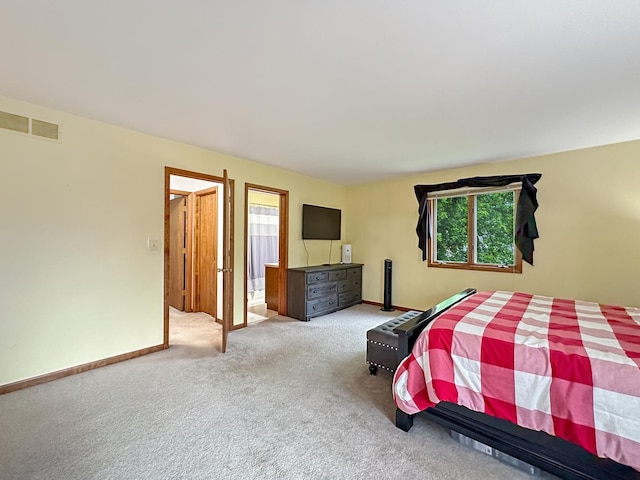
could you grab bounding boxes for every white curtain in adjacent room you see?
[247,205,279,293]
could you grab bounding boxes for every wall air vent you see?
[0,110,60,141]
[0,110,29,133]
[31,119,59,140]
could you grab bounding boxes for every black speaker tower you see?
[381,259,394,311]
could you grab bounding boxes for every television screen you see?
[302,204,341,240]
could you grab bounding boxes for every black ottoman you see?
[366,311,421,375]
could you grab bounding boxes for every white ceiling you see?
[1,1,640,185]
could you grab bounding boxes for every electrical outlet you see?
[147,237,160,252]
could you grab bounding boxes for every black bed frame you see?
[392,288,639,480]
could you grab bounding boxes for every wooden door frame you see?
[164,167,235,348]
[243,183,289,327]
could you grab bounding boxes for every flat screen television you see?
[302,204,341,240]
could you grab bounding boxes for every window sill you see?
[427,262,522,274]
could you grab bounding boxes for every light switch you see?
[147,237,160,252]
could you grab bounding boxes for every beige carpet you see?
[169,307,221,348]
[0,305,558,479]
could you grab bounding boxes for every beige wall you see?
[348,140,640,310]
[248,190,280,207]
[3,92,639,388]
[0,96,347,386]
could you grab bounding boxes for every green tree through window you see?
[435,196,468,262]
[476,192,515,265]
[430,190,521,273]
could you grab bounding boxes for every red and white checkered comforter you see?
[393,291,640,471]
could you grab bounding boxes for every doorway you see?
[243,184,289,326]
[164,167,234,352]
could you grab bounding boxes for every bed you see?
[391,289,640,480]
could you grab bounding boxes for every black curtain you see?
[414,174,542,265]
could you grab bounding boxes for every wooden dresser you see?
[287,263,363,321]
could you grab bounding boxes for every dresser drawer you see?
[306,271,329,284]
[307,296,338,315]
[307,282,337,300]
[339,291,361,306]
[347,267,362,279]
[338,278,361,293]
[328,269,347,281]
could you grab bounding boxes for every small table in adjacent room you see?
[264,263,279,311]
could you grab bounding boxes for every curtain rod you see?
[428,183,521,199]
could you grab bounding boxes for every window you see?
[428,188,522,273]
